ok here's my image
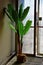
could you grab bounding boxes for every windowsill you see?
[6,56,17,65]
[1,52,16,65]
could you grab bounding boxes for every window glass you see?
[38,28,43,54]
[39,0,43,26]
[22,28,34,54]
[38,0,43,54]
[23,0,34,26]
[22,0,34,54]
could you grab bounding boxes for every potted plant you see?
[4,4,32,63]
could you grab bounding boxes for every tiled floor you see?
[7,56,43,65]
[6,56,17,65]
[13,56,43,65]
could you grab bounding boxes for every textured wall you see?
[0,0,12,64]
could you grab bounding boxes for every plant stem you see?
[21,36,23,52]
[17,32,22,54]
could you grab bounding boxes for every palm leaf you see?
[18,20,24,36]
[5,8,14,23]
[8,22,17,32]
[8,4,13,16]
[23,20,32,35]
[8,4,18,23]
[21,7,30,21]
[19,4,23,19]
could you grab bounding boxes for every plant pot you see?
[17,54,26,63]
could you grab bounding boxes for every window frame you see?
[37,0,43,56]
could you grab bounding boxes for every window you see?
[19,0,43,56]
[37,0,43,55]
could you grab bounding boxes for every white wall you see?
[0,0,15,64]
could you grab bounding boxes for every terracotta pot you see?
[17,54,26,63]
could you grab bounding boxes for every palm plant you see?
[4,4,32,59]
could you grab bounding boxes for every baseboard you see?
[1,52,16,65]
[6,56,17,65]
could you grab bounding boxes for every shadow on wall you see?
[0,9,5,36]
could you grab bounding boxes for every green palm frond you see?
[8,4,18,24]
[5,4,32,36]
[23,20,32,35]
[8,22,17,32]
[21,7,30,21]
[18,20,24,36]
[19,4,23,19]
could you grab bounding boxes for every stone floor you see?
[13,56,43,65]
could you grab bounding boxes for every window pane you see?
[37,0,43,54]
[23,0,34,26]
[39,0,43,26]
[22,28,34,54]
[38,28,43,54]
[22,0,34,54]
